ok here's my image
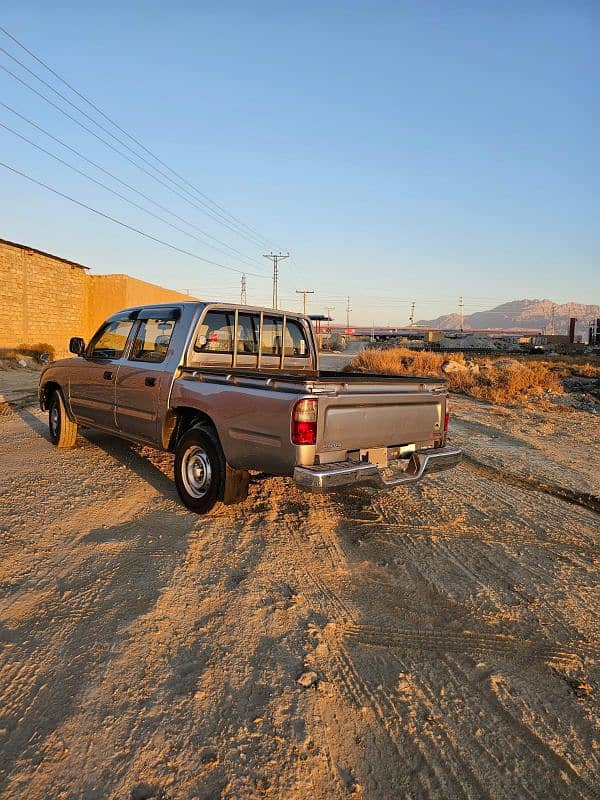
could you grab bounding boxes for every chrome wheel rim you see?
[50,404,59,437]
[181,445,212,498]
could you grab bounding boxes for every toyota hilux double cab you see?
[39,302,461,514]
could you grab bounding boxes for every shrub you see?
[348,347,562,406]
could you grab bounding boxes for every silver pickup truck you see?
[39,302,461,513]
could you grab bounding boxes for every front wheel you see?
[174,426,225,514]
[49,390,78,448]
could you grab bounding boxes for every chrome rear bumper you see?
[294,445,462,494]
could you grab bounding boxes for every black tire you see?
[49,390,78,448]
[174,425,225,514]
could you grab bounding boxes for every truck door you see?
[69,318,135,430]
[115,311,178,443]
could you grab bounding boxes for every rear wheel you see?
[49,390,78,448]
[174,426,225,514]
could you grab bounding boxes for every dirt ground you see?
[0,395,598,799]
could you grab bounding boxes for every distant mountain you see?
[418,299,600,336]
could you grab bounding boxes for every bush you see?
[348,347,562,406]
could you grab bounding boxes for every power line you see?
[0,60,270,250]
[0,120,270,270]
[0,159,271,278]
[0,100,267,268]
[0,24,280,250]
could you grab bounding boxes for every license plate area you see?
[360,447,388,468]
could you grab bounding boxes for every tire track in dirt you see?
[442,655,597,797]
[462,454,600,515]
[344,624,596,668]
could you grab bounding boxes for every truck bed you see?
[173,366,448,475]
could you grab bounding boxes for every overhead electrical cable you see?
[0,121,271,271]
[0,44,267,249]
[0,61,271,250]
[0,159,271,278]
[0,27,280,250]
[0,101,267,268]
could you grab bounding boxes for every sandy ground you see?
[0,389,599,799]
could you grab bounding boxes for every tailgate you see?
[318,391,444,454]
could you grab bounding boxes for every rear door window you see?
[130,318,175,363]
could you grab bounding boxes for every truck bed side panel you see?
[170,375,312,474]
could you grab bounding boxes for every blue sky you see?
[1,1,598,325]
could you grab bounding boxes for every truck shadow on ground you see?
[16,405,179,502]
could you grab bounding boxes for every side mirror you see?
[69,337,85,355]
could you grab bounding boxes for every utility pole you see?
[263,252,289,309]
[346,296,352,334]
[240,274,247,305]
[551,304,555,336]
[325,307,334,333]
[295,289,315,315]
[459,296,464,333]
[409,301,415,327]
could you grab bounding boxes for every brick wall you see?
[0,239,195,358]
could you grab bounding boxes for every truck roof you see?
[108,300,310,320]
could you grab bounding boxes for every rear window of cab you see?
[194,310,309,357]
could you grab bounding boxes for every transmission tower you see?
[263,252,289,309]
[409,301,415,327]
[346,296,352,333]
[240,274,247,305]
[459,296,464,332]
[296,289,315,315]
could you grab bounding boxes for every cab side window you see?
[195,311,234,353]
[130,318,175,363]
[88,320,134,359]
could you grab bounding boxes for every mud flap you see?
[223,464,250,505]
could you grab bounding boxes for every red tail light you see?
[292,398,318,445]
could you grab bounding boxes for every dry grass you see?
[0,343,55,367]
[348,347,564,405]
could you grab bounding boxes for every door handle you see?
[144,376,156,387]
[103,370,113,380]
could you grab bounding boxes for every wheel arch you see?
[166,406,220,452]
[40,381,76,421]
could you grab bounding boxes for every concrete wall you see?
[0,239,194,358]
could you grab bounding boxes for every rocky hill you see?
[418,299,600,336]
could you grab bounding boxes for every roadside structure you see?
[0,238,194,357]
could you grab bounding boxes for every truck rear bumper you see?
[293,445,462,494]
